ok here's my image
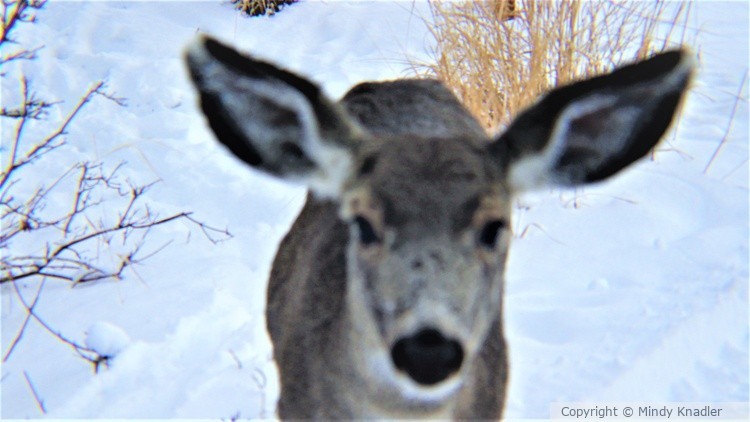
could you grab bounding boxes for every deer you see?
[185,36,693,419]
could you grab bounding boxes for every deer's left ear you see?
[490,50,695,192]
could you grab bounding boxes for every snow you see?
[85,322,131,358]
[1,0,747,419]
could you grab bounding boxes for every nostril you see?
[390,328,464,385]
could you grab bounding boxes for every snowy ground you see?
[1,0,747,419]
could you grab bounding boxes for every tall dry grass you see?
[417,0,692,131]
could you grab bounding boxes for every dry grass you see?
[417,0,692,131]
[703,71,748,175]
[232,0,297,17]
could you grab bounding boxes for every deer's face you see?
[186,35,692,405]
[340,137,510,391]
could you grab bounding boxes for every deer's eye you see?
[477,219,506,249]
[354,215,380,246]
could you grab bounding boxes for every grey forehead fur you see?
[370,137,496,234]
[342,79,489,141]
[339,79,502,233]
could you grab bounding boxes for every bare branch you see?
[3,278,46,362]
[0,44,40,63]
[1,1,41,45]
[0,76,31,189]
[95,84,128,107]
[23,371,47,414]
[0,0,46,69]
[63,164,88,234]
[8,278,98,362]
[1,208,231,284]
[183,213,233,244]
[25,81,103,163]
[0,80,116,193]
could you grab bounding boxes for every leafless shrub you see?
[1,0,230,371]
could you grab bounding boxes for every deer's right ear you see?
[185,36,361,198]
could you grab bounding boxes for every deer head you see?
[186,36,692,401]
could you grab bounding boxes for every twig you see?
[184,213,233,244]
[9,278,98,361]
[23,370,47,414]
[0,80,103,190]
[252,366,268,389]
[0,44,42,64]
[1,210,230,284]
[562,192,639,208]
[23,81,104,166]
[0,76,31,189]
[228,349,243,369]
[517,222,564,245]
[3,277,46,362]
[63,164,88,234]
[704,71,748,174]
[0,0,44,46]
[720,156,749,182]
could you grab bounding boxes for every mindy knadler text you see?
[550,402,749,420]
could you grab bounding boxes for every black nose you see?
[390,328,464,385]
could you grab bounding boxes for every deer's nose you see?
[390,328,464,385]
